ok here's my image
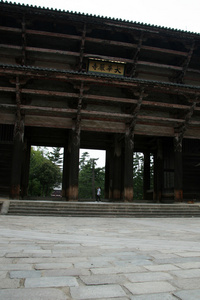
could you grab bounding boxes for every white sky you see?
[80,149,105,168]
[13,0,200,166]
[11,0,200,33]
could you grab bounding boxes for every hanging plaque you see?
[88,59,125,76]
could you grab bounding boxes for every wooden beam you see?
[0,86,196,112]
[0,26,188,57]
[26,29,81,41]
[22,88,78,98]
[0,65,200,97]
[26,46,80,57]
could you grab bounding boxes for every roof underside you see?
[0,1,200,145]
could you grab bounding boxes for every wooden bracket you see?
[174,99,197,145]
[176,41,195,83]
[128,32,143,78]
[126,88,144,144]
[79,23,86,72]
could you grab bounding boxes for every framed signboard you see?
[88,59,125,76]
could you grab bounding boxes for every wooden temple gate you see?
[0,2,200,202]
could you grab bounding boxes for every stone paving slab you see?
[9,270,41,278]
[144,264,180,272]
[170,268,200,278]
[174,261,200,269]
[25,276,79,288]
[80,274,127,285]
[125,271,173,282]
[171,277,200,289]
[91,265,146,275]
[34,262,73,270]
[0,278,20,289]
[0,271,7,279]
[43,268,90,276]
[0,263,33,271]
[1,215,200,299]
[0,288,68,300]
[130,293,177,300]
[173,289,200,300]
[124,281,176,295]
[70,285,127,299]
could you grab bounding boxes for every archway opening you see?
[28,146,63,198]
[79,149,106,201]
[133,152,154,201]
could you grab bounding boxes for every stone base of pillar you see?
[174,189,183,202]
[124,187,133,202]
[68,185,78,201]
[112,189,121,200]
[10,185,20,199]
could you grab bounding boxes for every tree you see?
[28,147,62,196]
[133,152,144,200]
[48,147,63,165]
[79,152,105,199]
[133,152,154,200]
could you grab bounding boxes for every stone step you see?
[8,206,200,212]
[8,201,200,209]
[7,200,200,218]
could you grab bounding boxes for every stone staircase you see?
[5,200,200,217]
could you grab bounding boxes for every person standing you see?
[96,187,101,202]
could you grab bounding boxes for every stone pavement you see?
[0,215,200,299]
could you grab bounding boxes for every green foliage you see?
[133,152,144,200]
[48,147,63,165]
[133,152,154,200]
[79,152,105,199]
[28,147,62,196]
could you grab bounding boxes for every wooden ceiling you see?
[0,1,200,144]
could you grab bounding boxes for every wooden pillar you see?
[68,130,80,201]
[123,134,133,202]
[10,77,24,199]
[112,135,122,200]
[174,135,183,202]
[155,139,163,202]
[62,136,70,200]
[10,120,24,199]
[143,151,150,200]
[21,140,31,199]
[104,148,111,199]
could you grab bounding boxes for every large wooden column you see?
[174,134,183,202]
[68,130,80,201]
[112,135,122,200]
[10,77,24,199]
[62,135,70,199]
[154,139,163,202]
[143,151,151,200]
[21,140,31,199]
[123,89,144,202]
[104,147,111,199]
[123,134,133,202]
